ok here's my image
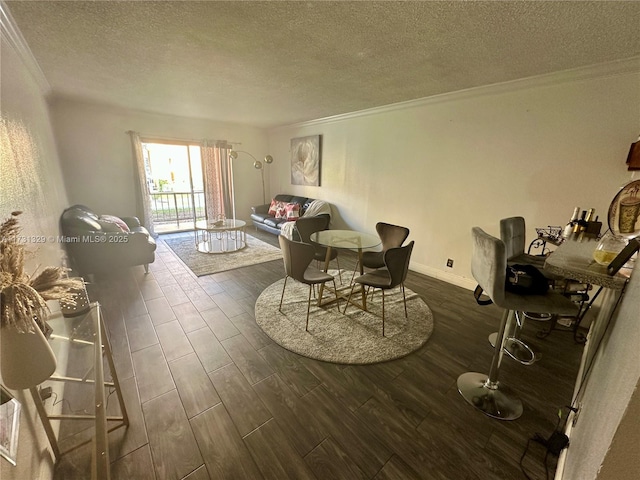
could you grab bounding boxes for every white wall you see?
[49,99,270,223]
[597,380,640,480]
[557,265,639,480]
[1,19,69,480]
[266,62,639,289]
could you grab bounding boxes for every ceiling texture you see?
[5,1,640,128]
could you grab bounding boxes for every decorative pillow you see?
[274,203,289,219]
[96,219,124,232]
[284,202,300,220]
[99,215,130,232]
[268,199,282,216]
[268,199,287,217]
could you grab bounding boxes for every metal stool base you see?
[457,372,523,421]
[522,312,553,321]
[488,332,537,365]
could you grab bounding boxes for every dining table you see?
[311,229,382,310]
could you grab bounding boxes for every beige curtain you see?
[128,131,156,237]
[202,141,235,221]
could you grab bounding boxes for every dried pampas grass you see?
[1,211,84,333]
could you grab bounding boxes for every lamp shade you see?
[229,150,274,165]
[0,321,56,390]
[227,150,273,204]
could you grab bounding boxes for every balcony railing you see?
[150,191,205,231]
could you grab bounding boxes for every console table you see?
[544,237,631,401]
[31,302,128,480]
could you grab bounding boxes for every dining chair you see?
[457,227,577,420]
[344,241,414,336]
[278,235,340,331]
[295,215,341,279]
[351,222,410,283]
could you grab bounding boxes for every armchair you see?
[60,205,156,276]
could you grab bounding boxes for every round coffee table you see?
[194,219,247,254]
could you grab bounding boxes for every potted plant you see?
[0,211,84,390]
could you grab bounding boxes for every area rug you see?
[164,233,283,276]
[255,270,434,364]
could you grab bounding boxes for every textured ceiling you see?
[5,1,640,128]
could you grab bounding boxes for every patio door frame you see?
[141,138,206,233]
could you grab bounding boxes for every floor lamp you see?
[229,151,274,204]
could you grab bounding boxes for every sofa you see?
[60,204,156,276]
[250,194,331,236]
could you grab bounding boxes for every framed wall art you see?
[608,179,640,238]
[291,135,322,186]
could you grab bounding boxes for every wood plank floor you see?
[52,228,584,480]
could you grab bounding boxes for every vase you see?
[592,231,627,266]
[0,319,57,390]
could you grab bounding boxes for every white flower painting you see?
[291,135,321,186]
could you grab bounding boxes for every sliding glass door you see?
[142,141,205,233]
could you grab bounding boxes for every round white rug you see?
[255,270,434,364]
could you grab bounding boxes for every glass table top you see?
[312,229,381,250]
[195,219,246,231]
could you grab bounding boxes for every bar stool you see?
[493,217,564,364]
[457,227,577,420]
[502,216,592,343]
[501,216,549,271]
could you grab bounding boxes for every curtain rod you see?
[124,131,241,146]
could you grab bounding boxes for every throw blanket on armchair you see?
[280,200,332,239]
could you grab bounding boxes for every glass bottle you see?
[574,210,587,233]
[593,231,627,265]
[563,207,580,238]
[585,208,595,223]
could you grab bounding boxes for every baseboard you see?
[410,262,477,291]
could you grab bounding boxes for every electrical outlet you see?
[39,386,52,401]
[572,402,583,426]
[446,259,454,268]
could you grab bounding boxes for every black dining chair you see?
[344,241,414,336]
[278,235,340,331]
[295,215,341,279]
[351,222,410,283]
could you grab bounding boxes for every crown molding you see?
[0,1,50,95]
[279,56,640,130]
